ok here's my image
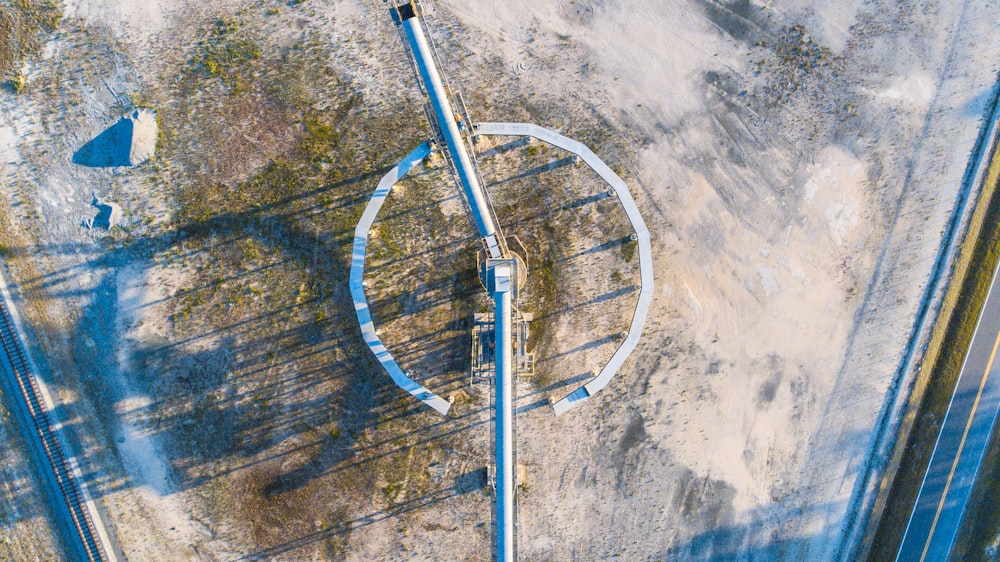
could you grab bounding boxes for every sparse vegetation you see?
[9,71,26,94]
[472,126,638,392]
[126,15,495,555]
[187,18,262,89]
[0,0,61,77]
[0,0,981,558]
[754,23,837,106]
[621,238,637,262]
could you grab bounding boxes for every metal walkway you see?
[349,141,452,415]
[474,122,655,416]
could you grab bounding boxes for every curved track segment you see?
[474,122,654,416]
[350,142,452,415]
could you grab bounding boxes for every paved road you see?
[897,259,1000,561]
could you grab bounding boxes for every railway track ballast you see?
[0,295,108,561]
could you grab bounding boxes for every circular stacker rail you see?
[355,3,654,561]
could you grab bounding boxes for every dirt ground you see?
[0,0,999,560]
[0,390,63,561]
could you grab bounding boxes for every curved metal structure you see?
[349,141,452,415]
[474,122,655,416]
[390,5,517,560]
[371,6,654,562]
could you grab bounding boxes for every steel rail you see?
[0,293,109,561]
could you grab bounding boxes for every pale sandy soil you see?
[437,0,1000,559]
[111,264,214,559]
[0,0,235,558]
[0,0,998,560]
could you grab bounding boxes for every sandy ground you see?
[0,0,231,558]
[112,264,211,558]
[433,0,1000,559]
[0,0,998,560]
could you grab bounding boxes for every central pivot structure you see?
[358,1,653,560]
[392,2,519,560]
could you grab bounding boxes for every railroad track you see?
[0,296,108,561]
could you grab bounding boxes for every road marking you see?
[919,328,1000,561]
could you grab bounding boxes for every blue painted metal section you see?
[399,13,502,257]
[489,264,515,562]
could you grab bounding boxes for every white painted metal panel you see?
[476,122,654,416]
[350,142,452,415]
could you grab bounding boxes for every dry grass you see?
[114,13,492,555]
[0,1,648,556]
[0,0,61,83]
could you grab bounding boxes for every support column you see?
[490,264,514,562]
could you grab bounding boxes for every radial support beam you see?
[350,141,452,415]
[488,262,515,562]
[394,3,504,259]
[474,122,654,416]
